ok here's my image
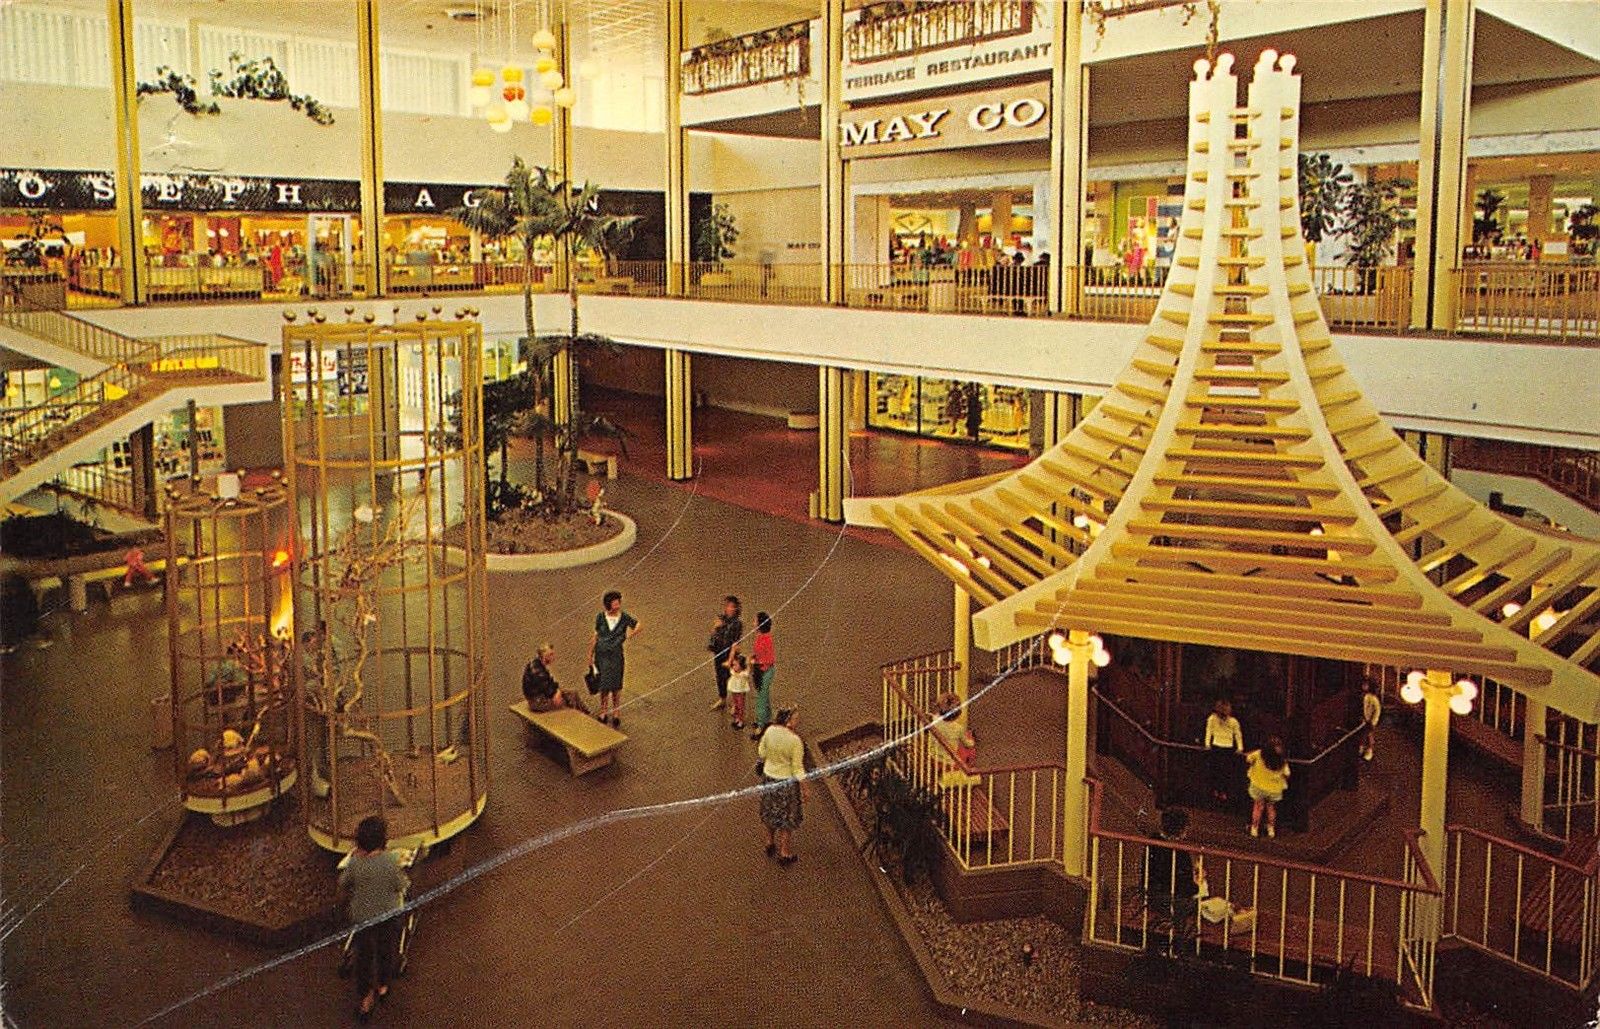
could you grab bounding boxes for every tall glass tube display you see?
[165,477,297,826]
[283,315,489,852]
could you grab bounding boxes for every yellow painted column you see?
[552,19,575,295]
[953,583,971,726]
[106,0,144,305]
[816,365,847,522]
[665,348,693,480]
[1527,175,1555,245]
[1410,0,1475,331]
[552,349,575,426]
[1048,0,1086,314]
[1063,628,1092,878]
[820,0,846,304]
[355,0,386,298]
[664,1,689,296]
[1419,669,1454,889]
[1520,699,1547,830]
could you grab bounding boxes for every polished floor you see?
[578,386,1029,528]
[2,475,969,1027]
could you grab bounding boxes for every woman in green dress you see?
[588,590,639,727]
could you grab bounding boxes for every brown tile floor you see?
[2,474,970,1027]
[576,386,1029,531]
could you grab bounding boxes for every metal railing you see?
[684,262,823,305]
[1,287,158,366]
[1452,437,1600,514]
[48,461,138,513]
[681,20,811,95]
[880,649,1067,871]
[1086,776,1441,1008]
[1454,264,1600,344]
[1446,824,1600,991]
[847,0,1032,64]
[1540,728,1600,845]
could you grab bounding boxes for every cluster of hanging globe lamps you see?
[471,25,578,133]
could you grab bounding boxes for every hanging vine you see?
[1086,0,1222,60]
[136,52,335,125]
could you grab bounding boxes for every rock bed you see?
[822,734,1152,1028]
[148,802,337,927]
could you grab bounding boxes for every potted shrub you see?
[692,202,740,287]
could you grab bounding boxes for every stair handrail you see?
[0,289,158,366]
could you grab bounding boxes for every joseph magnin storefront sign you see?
[1,169,361,212]
[1,169,508,217]
[839,81,1051,159]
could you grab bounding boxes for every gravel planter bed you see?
[447,510,624,556]
[818,727,1151,1029]
[133,802,338,945]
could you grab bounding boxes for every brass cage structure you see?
[283,317,489,853]
[164,478,297,826]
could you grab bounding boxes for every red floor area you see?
[571,386,1029,538]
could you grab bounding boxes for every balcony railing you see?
[682,20,811,95]
[1086,776,1442,1009]
[1452,437,1600,514]
[847,0,1032,65]
[880,649,1067,871]
[1454,264,1600,344]
[1446,825,1600,991]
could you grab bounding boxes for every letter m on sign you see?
[841,120,878,147]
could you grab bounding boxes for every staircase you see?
[0,291,269,507]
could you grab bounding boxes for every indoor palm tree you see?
[448,157,563,498]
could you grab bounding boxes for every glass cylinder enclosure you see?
[283,314,488,852]
[165,477,296,826]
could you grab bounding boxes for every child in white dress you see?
[726,653,752,730]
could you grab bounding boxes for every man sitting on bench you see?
[522,642,592,716]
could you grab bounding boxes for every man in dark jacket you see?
[707,595,742,711]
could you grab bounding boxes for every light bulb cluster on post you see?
[1047,631,1111,669]
[471,25,575,134]
[1398,669,1478,716]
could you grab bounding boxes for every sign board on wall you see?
[0,168,357,212]
[842,2,1053,101]
[840,81,1050,159]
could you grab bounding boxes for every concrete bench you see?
[574,449,618,480]
[509,701,626,776]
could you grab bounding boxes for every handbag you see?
[584,664,601,694]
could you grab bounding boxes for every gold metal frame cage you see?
[282,317,489,853]
[164,477,297,826]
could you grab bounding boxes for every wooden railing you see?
[1539,730,1600,845]
[847,0,1032,64]
[881,650,1066,870]
[1453,264,1600,344]
[1,287,159,366]
[1086,776,1441,1008]
[1446,824,1600,991]
[47,461,138,513]
[1452,437,1600,514]
[681,20,810,95]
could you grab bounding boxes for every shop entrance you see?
[848,183,1048,315]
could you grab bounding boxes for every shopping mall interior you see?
[3,1,1600,1026]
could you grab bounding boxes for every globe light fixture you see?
[470,68,494,108]
[507,98,530,121]
[553,87,577,109]
[535,55,557,74]
[1449,693,1474,716]
[1500,601,1522,619]
[530,105,554,126]
[1400,670,1425,705]
[532,28,557,52]
[540,69,565,92]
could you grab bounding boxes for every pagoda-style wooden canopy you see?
[846,51,1600,722]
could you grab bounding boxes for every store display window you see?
[868,372,1029,450]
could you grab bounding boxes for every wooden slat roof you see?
[844,51,1600,721]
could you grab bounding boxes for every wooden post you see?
[1520,698,1547,831]
[1418,668,1453,936]
[106,0,144,305]
[665,1,688,296]
[816,365,847,522]
[953,582,971,725]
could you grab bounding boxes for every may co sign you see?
[839,81,1050,159]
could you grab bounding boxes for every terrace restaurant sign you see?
[839,82,1050,158]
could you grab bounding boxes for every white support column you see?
[1521,698,1547,831]
[1063,628,1092,878]
[1419,669,1453,888]
[953,583,971,725]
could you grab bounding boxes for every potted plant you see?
[1568,202,1598,262]
[1473,188,1507,251]
[1342,178,1409,295]
[692,202,740,286]
[1298,152,1353,269]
